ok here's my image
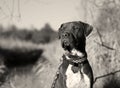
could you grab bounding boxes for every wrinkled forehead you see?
[60,22,84,33]
[62,22,81,29]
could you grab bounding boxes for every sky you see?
[0,0,86,30]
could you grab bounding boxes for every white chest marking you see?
[65,65,91,88]
[83,74,91,88]
[81,67,91,87]
[66,64,81,88]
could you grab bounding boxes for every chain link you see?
[51,58,63,88]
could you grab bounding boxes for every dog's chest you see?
[65,64,81,88]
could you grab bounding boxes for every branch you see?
[95,28,115,50]
[10,80,17,88]
[96,28,103,44]
[11,0,15,20]
[94,40,115,50]
[17,0,21,20]
[88,0,103,8]
[94,69,120,83]
[0,6,8,17]
[3,0,11,14]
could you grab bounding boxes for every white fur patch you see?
[65,55,71,60]
[81,67,91,88]
[65,65,91,88]
[83,74,91,88]
[66,64,81,88]
[71,49,84,57]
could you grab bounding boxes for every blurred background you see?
[0,0,120,88]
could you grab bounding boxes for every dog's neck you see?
[62,50,87,73]
[63,49,87,66]
[65,49,87,58]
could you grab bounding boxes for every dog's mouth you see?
[62,42,72,52]
[63,45,71,51]
[62,41,76,52]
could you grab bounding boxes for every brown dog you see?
[51,21,94,88]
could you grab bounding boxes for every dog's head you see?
[58,21,93,53]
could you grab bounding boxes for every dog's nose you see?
[64,41,69,46]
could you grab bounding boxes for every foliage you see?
[0,23,58,44]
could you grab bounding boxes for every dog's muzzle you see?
[63,40,70,46]
[62,40,72,51]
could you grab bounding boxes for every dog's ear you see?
[58,24,64,39]
[83,22,93,37]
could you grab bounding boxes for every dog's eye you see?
[64,33,68,36]
[62,33,69,37]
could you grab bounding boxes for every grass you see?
[0,39,63,88]
[0,29,120,88]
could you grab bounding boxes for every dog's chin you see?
[63,45,73,52]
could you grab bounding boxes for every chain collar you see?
[63,53,87,66]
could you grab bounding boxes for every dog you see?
[51,21,94,88]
